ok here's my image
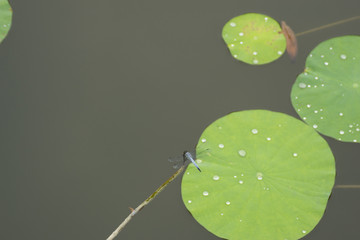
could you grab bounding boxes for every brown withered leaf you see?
[281,21,298,61]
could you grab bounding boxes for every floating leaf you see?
[281,21,298,61]
[291,35,360,143]
[182,110,335,240]
[222,13,286,65]
[0,0,12,44]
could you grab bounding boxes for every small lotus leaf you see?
[222,13,286,65]
[0,0,12,44]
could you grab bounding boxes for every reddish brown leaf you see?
[281,21,298,61]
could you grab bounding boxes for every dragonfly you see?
[168,151,201,172]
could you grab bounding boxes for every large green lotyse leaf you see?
[222,13,286,65]
[291,35,360,143]
[0,0,12,44]
[182,110,335,240]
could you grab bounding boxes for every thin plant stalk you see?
[106,164,186,240]
[335,185,360,189]
[295,15,360,37]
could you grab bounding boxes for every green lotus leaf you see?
[222,13,286,65]
[0,0,12,44]
[182,110,335,240]
[291,35,360,143]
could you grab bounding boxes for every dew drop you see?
[313,124,318,129]
[219,144,224,149]
[239,32,244,36]
[203,191,209,196]
[220,213,224,216]
[315,76,319,80]
[293,153,298,157]
[303,117,307,120]
[226,201,231,205]
[324,62,329,66]
[201,138,206,143]
[238,150,246,157]
[356,128,360,132]
[340,54,347,59]
[266,137,271,141]
[253,59,259,64]
[240,41,243,44]
[230,22,236,27]
[321,55,324,58]
[339,112,344,116]
[196,159,202,163]
[213,175,220,181]
[256,172,263,180]
[299,82,307,88]
[277,51,282,55]
[253,51,258,55]
[230,44,235,47]
[302,230,306,234]
[251,129,258,134]
[314,110,318,113]
[234,175,237,178]
[306,104,311,108]
[188,200,192,203]
[239,180,244,184]
[339,130,345,135]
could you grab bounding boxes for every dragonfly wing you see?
[172,162,183,169]
[168,150,199,170]
[168,154,184,169]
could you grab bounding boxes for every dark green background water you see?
[1,0,359,239]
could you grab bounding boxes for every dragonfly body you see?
[168,150,202,172]
[183,151,201,172]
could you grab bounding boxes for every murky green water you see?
[1,0,359,239]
